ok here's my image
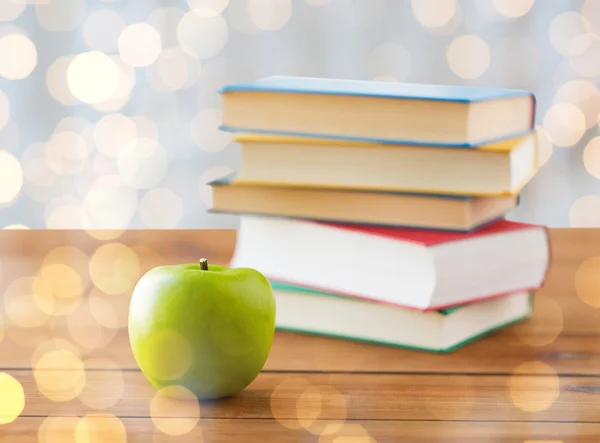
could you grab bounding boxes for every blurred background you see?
[0,0,598,229]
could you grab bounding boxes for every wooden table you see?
[1,229,600,442]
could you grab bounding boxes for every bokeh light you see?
[83,10,126,52]
[296,385,324,433]
[45,131,91,176]
[535,126,553,168]
[508,361,559,412]
[581,0,600,38]
[424,375,475,420]
[39,246,89,315]
[198,165,234,207]
[38,416,79,443]
[88,288,129,329]
[5,321,53,348]
[0,150,23,205]
[140,188,183,228]
[56,115,93,135]
[297,385,347,435]
[0,89,10,130]
[190,108,232,152]
[81,174,138,231]
[4,276,52,328]
[117,137,168,189]
[0,373,25,424]
[367,42,411,82]
[492,0,535,18]
[513,295,564,346]
[570,195,600,228]
[47,55,80,105]
[583,137,600,179]
[34,348,86,402]
[118,23,162,68]
[177,12,229,59]
[569,40,600,78]
[89,243,140,295]
[93,114,137,158]
[0,119,20,152]
[27,188,53,231]
[318,424,375,443]
[93,152,117,175]
[152,47,200,92]
[575,256,600,308]
[270,377,313,430]
[247,0,292,31]
[91,55,136,113]
[447,35,491,79]
[150,385,200,436]
[548,12,592,57]
[45,196,84,229]
[0,33,37,80]
[132,116,159,140]
[141,330,193,381]
[35,0,85,32]
[78,359,124,410]
[554,80,600,129]
[67,51,119,104]
[76,414,127,443]
[133,245,164,273]
[32,338,81,368]
[542,103,586,148]
[0,1,25,22]
[2,224,28,229]
[411,0,457,28]
[188,0,230,16]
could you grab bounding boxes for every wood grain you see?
[3,328,600,375]
[1,228,600,442]
[6,369,600,422]
[5,418,596,443]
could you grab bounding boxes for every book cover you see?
[220,76,535,104]
[208,172,475,201]
[271,280,464,315]
[232,132,533,153]
[270,280,535,353]
[219,76,537,147]
[233,216,552,311]
[316,218,543,246]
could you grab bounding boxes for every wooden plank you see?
[3,417,596,443]
[3,327,600,375]
[1,229,599,334]
[5,369,600,423]
[1,228,600,376]
[0,229,237,258]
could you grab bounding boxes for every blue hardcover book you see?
[208,173,521,233]
[219,76,536,148]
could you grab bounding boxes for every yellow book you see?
[229,133,539,197]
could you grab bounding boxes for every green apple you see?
[128,258,276,400]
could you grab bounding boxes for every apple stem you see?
[199,258,209,270]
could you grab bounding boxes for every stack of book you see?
[210,76,551,353]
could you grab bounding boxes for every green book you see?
[271,281,533,353]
